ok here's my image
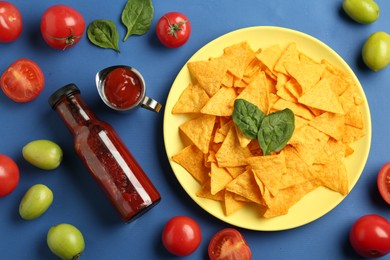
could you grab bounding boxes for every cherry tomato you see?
[0,154,19,197]
[162,216,202,256]
[362,31,390,72]
[1,58,44,102]
[156,12,191,48]
[19,184,53,220]
[208,228,252,260]
[40,4,85,50]
[47,223,85,260]
[350,214,390,258]
[377,162,390,204]
[0,1,22,42]
[342,0,380,24]
[22,140,63,170]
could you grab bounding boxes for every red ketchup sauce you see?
[48,84,160,222]
[103,67,143,109]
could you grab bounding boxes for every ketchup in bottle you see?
[48,84,161,223]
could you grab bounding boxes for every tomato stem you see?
[48,28,82,50]
[164,16,188,39]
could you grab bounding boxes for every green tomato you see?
[47,223,85,260]
[19,184,53,220]
[362,31,390,72]
[22,139,63,170]
[342,0,379,24]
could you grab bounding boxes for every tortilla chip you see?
[201,87,237,116]
[246,152,287,196]
[235,125,252,148]
[236,71,269,113]
[179,114,216,153]
[262,179,320,218]
[314,139,348,164]
[215,127,252,167]
[273,42,300,74]
[256,44,282,73]
[226,169,263,204]
[226,166,247,179]
[172,145,209,184]
[224,190,246,216]
[187,56,228,96]
[309,112,345,140]
[342,125,366,143]
[277,83,298,102]
[223,41,249,79]
[284,62,324,94]
[311,161,349,195]
[298,78,344,114]
[244,50,263,78]
[210,163,233,195]
[172,83,210,114]
[279,145,313,189]
[221,71,235,88]
[214,120,234,143]
[196,179,224,201]
[321,59,355,96]
[272,98,315,120]
[344,105,364,129]
[284,78,301,99]
[289,125,330,165]
[294,115,309,130]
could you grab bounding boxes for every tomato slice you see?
[208,228,252,260]
[1,58,45,102]
[378,162,390,204]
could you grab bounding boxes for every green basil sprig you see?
[232,99,295,156]
[122,0,154,41]
[257,108,295,155]
[87,20,120,53]
[232,99,265,139]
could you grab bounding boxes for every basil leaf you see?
[87,20,120,52]
[121,0,154,41]
[258,108,295,155]
[232,99,265,139]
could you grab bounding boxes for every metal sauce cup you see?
[96,65,162,113]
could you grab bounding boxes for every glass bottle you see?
[48,83,161,223]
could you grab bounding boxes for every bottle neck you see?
[54,93,97,135]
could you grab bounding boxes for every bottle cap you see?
[48,83,81,109]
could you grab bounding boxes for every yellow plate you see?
[163,26,371,231]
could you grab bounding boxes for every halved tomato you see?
[378,162,390,204]
[208,228,252,260]
[0,58,45,102]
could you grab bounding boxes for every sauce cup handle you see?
[140,96,162,113]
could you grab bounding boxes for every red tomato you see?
[1,58,45,102]
[40,4,85,50]
[162,216,202,256]
[156,12,191,48]
[350,214,390,258]
[208,228,252,260]
[0,1,22,42]
[378,162,390,204]
[0,154,20,197]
